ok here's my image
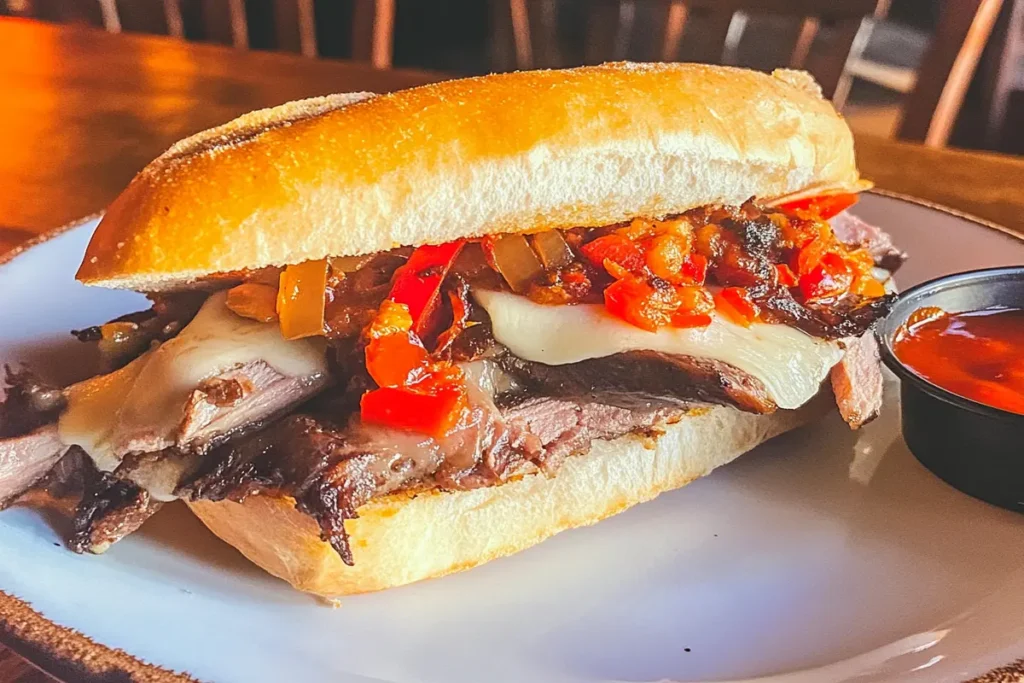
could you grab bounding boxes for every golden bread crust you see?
[78,63,859,291]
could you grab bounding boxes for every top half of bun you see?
[77,63,862,292]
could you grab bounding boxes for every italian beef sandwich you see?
[0,63,905,596]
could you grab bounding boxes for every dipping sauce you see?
[894,307,1024,415]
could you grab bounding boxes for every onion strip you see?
[277,259,328,339]
[484,235,544,293]
[529,230,574,270]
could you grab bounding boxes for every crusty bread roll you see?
[187,397,825,596]
[78,63,860,292]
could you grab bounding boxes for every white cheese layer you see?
[473,289,843,410]
[58,291,327,471]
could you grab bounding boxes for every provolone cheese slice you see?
[473,289,842,410]
[59,291,327,469]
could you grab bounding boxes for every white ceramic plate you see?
[1,193,1023,683]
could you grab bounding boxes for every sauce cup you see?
[875,266,1024,514]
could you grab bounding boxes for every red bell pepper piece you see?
[388,240,465,339]
[715,287,760,327]
[670,312,713,328]
[364,333,429,388]
[603,278,714,333]
[360,384,468,439]
[775,263,798,287]
[796,237,830,276]
[799,252,854,301]
[678,253,708,285]
[603,277,674,332]
[581,234,646,275]
[779,193,859,220]
[644,233,690,283]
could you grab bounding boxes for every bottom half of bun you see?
[187,394,829,597]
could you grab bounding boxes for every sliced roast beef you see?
[181,362,683,565]
[69,469,162,554]
[59,360,330,550]
[0,200,904,561]
[830,211,907,272]
[498,350,777,414]
[0,425,69,508]
[178,360,331,451]
[64,358,330,468]
[66,447,210,553]
[831,334,884,429]
[0,367,66,439]
[39,447,91,500]
[503,398,674,473]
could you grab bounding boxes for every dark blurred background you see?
[2,0,1022,153]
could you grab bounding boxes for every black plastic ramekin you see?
[876,267,1024,514]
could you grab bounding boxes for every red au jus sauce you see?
[893,307,1024,415]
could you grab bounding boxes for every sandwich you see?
[0,63,905,596]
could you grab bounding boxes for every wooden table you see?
[0,17,439,252]
[0,16,1023,683]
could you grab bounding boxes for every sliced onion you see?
[328,254,375,275]
[529,230,573,270]
[487,235,544,293]
[97,321,147,363]
[277,259,328,339]
[226,283,279,323]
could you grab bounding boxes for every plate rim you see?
[0,212,103,268]
[0,194,1021,683]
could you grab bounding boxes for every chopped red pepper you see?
[604,277,714,332]
[670,312,713,328]
[360,295,469,437]
[480,236,500,271]
[678,253,708,285]
[851,276,887,298]
[360,383,468,439]
[715,287,760,327]
[775,263,798,287]
[367,299,415,339]
[644,233,691,283]
[581,234,646,275]
[604,277,675,332]
[779,192,859,220]
[364,332,429,388]
[388,240,465,340]
[675,284,715,315]
[799,252,854,301]
[796,236,830,276]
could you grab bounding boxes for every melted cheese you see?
[473,289,843,410]
[59,292,327,470]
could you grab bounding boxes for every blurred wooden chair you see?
[0,0,397,68]
[495,0,1008,148]
[494,0,887,108]
[896,0,1007,147]
[978,0,1024,148]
